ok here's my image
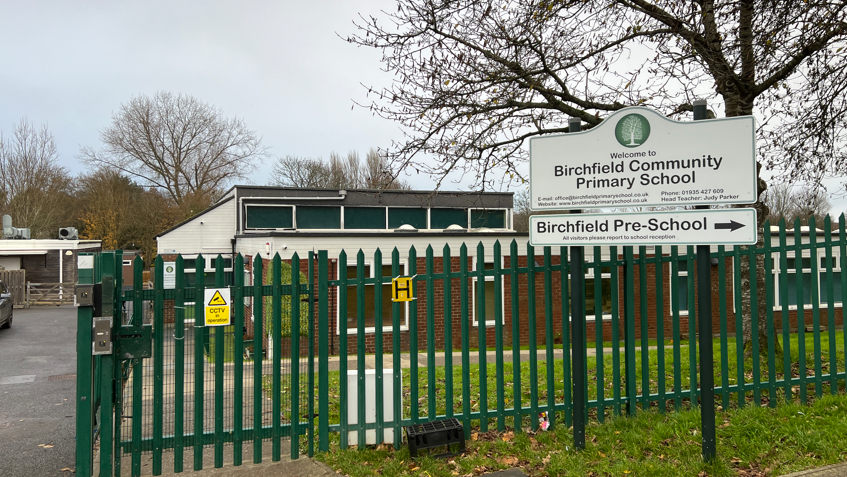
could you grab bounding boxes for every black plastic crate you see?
[405,418,466,458]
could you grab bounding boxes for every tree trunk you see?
[739,164,782,358]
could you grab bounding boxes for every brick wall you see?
[157,252,845,356]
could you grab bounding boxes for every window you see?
[245,205,293,229]
[183,255,235,288]
[470,209,507,229]
[388,208,427,229]
[773,252,842,309]
[345,207,386,229]
[670,259,691,314]
[472,258,504,326]
[339,262,408,333]
[585,265,613,319]
[431,208,468,229]
[296,206,341,229]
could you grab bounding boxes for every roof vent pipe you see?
[2,215,12,238]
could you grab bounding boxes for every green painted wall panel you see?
[297,206,341,229]
[431,208,468,229]
[345,207,386,229]
[388,208,427,229]
[246,206,293,229]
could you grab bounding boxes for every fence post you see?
[318,250,329,452]
[568,117,587,450]
[75,253,95,477]
[693,99,716,462]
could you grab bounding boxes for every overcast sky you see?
[0,0,436,186]
[1,1,844,213]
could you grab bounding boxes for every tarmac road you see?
[0,305,78,477]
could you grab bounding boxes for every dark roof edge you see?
[155,196,235,239]
[236,231,529,239]
[230,184,513,196]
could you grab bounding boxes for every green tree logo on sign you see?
[615,113,650,147]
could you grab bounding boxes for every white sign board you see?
[529,107,756,210]
[530,209,757,247]
[163,262,176,289]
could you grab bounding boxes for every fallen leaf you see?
[471,432,479,441]
[60,469,74,473]
[498,456,519,466]
[39,444,54,448]
[542,454,551,464]
[501,431,514,441]
[598,451,606,458]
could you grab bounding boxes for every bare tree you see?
[0,118,73,238]
[271,155,333,188]
[80,91,268,218]
[762,183,796,224]
[350,0,847,356]
[349,2,846,193]
[763,183,831,224]
[363,148,411,189]
[270,148,411,190]
[791,187,831,223]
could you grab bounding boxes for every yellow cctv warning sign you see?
[391,276,415,302]
[204,288,231,326]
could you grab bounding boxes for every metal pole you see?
[694,99,717,461]
[568,116,586,450]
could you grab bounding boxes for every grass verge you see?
[314,393,847,476]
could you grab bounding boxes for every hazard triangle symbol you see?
[208,290,227,306]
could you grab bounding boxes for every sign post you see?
[567,117,587,451]
[693,100,717,462]
[529,103,756,462]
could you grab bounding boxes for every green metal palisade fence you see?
[77,216,847,476]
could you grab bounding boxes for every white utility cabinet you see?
[346,369,400,446]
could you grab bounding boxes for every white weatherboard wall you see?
[158,199,236,256]
[235,234,526,262]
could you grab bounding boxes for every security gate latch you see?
[93,317,113,355]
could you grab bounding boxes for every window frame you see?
[669,257,693,316]
[182,254,235,322]
[244,204,294,230]
[469,208,510,229]
[336,260,410,335]
[772,250,843,310]
[584,262,613,321]
[471,255,506,327]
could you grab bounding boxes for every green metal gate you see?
[76,251,314,477]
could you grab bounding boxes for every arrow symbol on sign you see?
[715,220,745,232]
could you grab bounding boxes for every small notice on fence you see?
[163,262,176,289]
[391,276,415,302]
[204,288,231,326]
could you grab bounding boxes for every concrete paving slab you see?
[781,462,847,476]
[480,470,528,477]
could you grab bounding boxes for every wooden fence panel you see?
[0,269,26,306]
